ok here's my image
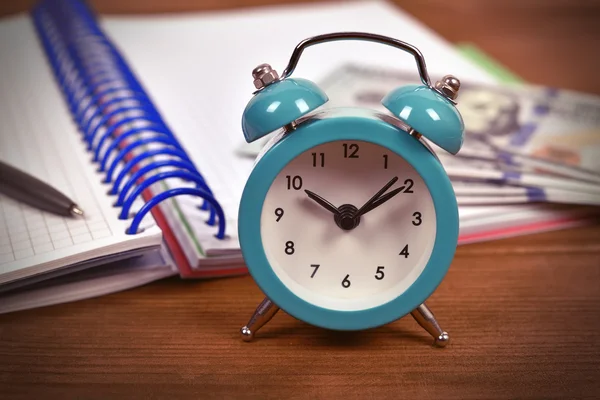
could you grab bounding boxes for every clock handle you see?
[410,303,451,348]
[280,32,432,88]
[240,297,280,342]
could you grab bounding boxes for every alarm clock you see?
[237,33,464,347]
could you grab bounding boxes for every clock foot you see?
[410,303,450,348]
[240,297,280,342]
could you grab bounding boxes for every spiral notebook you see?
[0,0,249,294]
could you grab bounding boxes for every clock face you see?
[260,140,436,312]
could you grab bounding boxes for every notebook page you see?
[0,248,175,315]
[102,1,497,265]
[0,15,162,285]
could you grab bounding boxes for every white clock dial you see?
[260,140,436,312]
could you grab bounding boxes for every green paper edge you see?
[455,42,524,84]
[162,181,206,257]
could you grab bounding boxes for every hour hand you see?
[304,189,340,215]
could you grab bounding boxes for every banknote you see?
[437,152,600,197]
[235,63,600,206]
[457,193,600,206]
[452,146,600,185]
[454,181,600,206]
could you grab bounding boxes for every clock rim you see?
[238,113,459,331]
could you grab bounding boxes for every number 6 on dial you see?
[238,32,464,347]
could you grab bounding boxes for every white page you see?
[0,248,175,315]
[0,15,163,284]
[101,1,497,263]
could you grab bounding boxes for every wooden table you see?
[1,1,600,398]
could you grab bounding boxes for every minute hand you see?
[356,186,403,216]
[354,176,399,218]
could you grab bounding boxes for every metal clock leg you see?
[410,303,450,347]
[240,297,280,342]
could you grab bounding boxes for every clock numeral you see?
[341,274,351,288]
[375,266,385,280]
[383,154,388,169]
[310,264,320,278]
[343,143,359,158]
[311,152,325,167]
[399,244,409,258]
[402,179,414,193]
[412,212,422,226]
[274,208,284,222]
[285,175,303,190]
[285,241,295,255]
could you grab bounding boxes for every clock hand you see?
[356,186,403,216]
[354,176,398,218]
[304,189,340,215]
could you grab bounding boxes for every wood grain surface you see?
[1,1,600,399]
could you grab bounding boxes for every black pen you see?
[0,160,84,217]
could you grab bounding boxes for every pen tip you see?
[69,204,84,217]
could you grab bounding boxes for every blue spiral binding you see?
[94,124,172,163]
[31,0,226,239]
[116,159,202,203]
[85,106,161,148]
[127,188,225,237]
[108,147,192,186]
[118,170,211,217]
[77,90,148,124]
[80,94,157,136]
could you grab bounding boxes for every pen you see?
[0,160,84,217]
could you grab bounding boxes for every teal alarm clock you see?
[238,33,464,347]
